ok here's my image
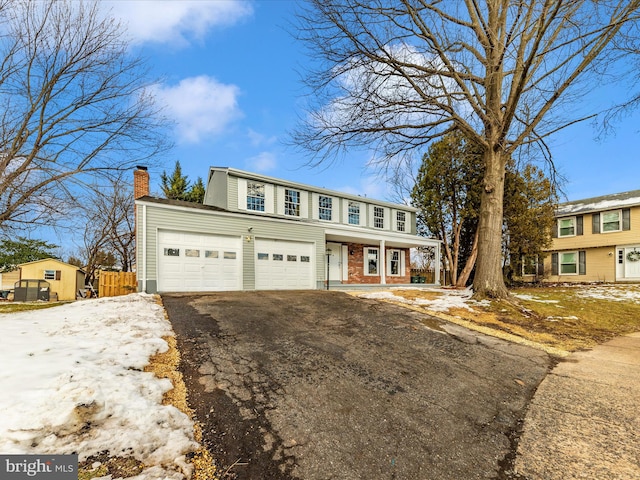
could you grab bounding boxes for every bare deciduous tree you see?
[294,0,640,298]
[0,0,168,231]
[76,177,135,284]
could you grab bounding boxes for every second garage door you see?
[255,239,315,290]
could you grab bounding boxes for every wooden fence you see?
[98,271,137,297]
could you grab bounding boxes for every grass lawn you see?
[0,302,63,313]
[384,284,640,355]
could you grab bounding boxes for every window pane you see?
[205,250,219,258]
[44,270,55,280]
[348,201,360,225]
[367,248,378,275]
[396,211,406,232]
[602,211,620,232]
[300,256,310,262]
[273,254,283,261]
[247,182,265,211]
[319,195,332,220]
[287,255,297,262]
[285,189,300,216]
[185,249,200,257]
[560,252,577,274]
[223,251,236,259]
[559,218,575,236]
[374,207,384,229]
[257,253,269,260]
[164,248,179,256]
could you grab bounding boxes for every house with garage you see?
[541,189,640,283]
[134,166,440,293]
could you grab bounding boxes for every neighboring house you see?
[543,189,640,283]
[18,258,86,301]
[134,166,441,293]
[0,269,20,291]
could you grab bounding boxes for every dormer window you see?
[348,201,360,225]
[373,206,384,229]
[247,182,265,211]
[285,189,300,216]
[396,211,406,232]
[319,195,332,220]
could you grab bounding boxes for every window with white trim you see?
[388,249,403,276]
[365,247,379,275]
[348,201,360,225]
[373,206,384,229]
[602,209,621,232]
[319,195,332,221]
[558,217,576,237]
[285,189,300,216]
[44,270,60,280]
[560,252,578,274]
[396,211,406,232]
[247,182,265,211]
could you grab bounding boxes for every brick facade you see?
[343,242,411,284]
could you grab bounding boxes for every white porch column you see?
[379,239,386,284]
[434,243,441,285]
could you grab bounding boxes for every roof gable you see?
[18,258,85,272]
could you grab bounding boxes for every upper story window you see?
[247,182,265,211]
[558,217,576,237]
[319,195,332,221]
[348,201,360,225]
[396,211,406,232]
[602,210,621,232]
[44,270,60,280]
[285,189,300,216]
[373,206,384,229]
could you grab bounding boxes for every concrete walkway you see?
[515,332,640,479]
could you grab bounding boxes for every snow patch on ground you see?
[0,293,198,479]
[360,287,490,312]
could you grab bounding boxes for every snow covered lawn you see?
[0,293,198,480]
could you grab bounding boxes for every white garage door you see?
[255,239,315,290]
[158,230,241,292]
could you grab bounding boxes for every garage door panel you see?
[158,230,241,292]
[255,239,314,290]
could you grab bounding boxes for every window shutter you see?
[592,213,600,234]
[622,208,631,231]
[576,215,583,235]
[579,251,586,275]
[551,253,558,275]
[55,270,61,280]
[537,256,545,276]
[552,221,558,238]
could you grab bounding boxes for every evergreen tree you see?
[0,237,59,272]
[160,161,189,200]
[160,161,205,203]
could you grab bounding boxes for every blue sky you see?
[109,0,639,204]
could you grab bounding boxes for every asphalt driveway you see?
[163,291,550,480]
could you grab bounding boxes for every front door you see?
[624,247,640,279]
[326,242,342,282]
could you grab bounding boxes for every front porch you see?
[321,228,441,288]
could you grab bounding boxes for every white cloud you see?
[107,1,253,47]
[246,151,277,172]
[247,128,277,147]
[152,76,243,144]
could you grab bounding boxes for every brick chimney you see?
[134,165,149,199]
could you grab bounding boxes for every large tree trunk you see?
[472,149,509,299]
[456,228,479,288]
